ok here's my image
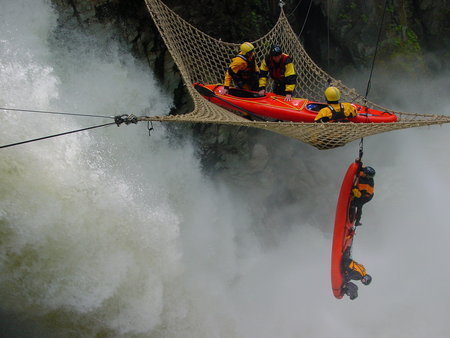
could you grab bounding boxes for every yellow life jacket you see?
[348,261,367,277]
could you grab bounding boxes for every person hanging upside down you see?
[341,250,372,300]
[314,86,357,122]
[351,166,375,226]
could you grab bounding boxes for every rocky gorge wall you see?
[51,0,449,107]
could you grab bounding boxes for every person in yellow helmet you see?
[258,45,297,101]
[223,42,259,94]
[314,86,357,122]
[341,249,372,300]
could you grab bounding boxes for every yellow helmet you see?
[324,86,341,102]
[240,42,255,54]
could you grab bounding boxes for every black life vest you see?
[356,175,374,197]
[230,54,257,80]
[328,104,347,121]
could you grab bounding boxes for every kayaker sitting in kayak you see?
[258,45,297,101]
[223,42,259,95]
[314,86,357,122]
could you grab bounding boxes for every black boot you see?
[344,282,358,300]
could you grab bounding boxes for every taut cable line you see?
[0,106,115,119]
[358,0,388,159]
[364,0,388,101]
[0,113,138,150]
[0,122,117,149]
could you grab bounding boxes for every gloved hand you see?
[352,188,362,198]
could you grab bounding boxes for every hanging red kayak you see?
[331,160,361,299]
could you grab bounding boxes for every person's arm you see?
[223,70,232,94]
[258,58,269,94]
[283,61,297,95]
[314,107,332,122]
[224,57,245,93]
[343,103,357,118]
[224,69,232,88]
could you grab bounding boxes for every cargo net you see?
[143,0,450,150]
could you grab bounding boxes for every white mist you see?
[0,1,449,337]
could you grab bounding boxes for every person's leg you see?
[353,199,363,225]
[355,195,373,225]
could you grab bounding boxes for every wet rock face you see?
[307,0,448,74]
[54,0,448,80]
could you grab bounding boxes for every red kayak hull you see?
[194,83,397,123]
[331,161,361,299]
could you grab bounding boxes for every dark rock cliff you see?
[52,0,449,76]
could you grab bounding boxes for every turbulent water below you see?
[1,1,449,337]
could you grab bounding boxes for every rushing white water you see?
[1,1,449,337]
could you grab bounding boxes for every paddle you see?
[194,84,267,121]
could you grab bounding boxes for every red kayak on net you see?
[194,83,398,123]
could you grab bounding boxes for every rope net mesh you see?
[143,0,449,150]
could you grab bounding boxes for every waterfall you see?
[0,1,449,337]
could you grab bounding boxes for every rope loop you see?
[114,114,138,126]
[147,121,154,136]
[358,138,364,161]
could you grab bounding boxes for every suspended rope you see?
[0,113,138,150]
[297,0,313,39]
[287,0,304,18]
[358,138,364,161]
[0,122,116,149]
[358,0,389,159]
[327,0,331,69]
[364,0,388,101]
[0,107,115,120]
